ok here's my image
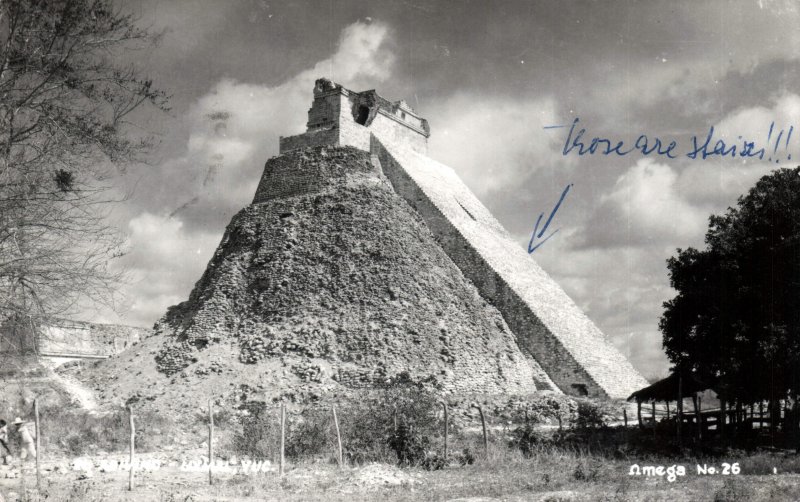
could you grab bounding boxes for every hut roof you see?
[627,369,715,403]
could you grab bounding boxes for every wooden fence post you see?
[128,405,135,491]
[623,408,628,428]
[652,402,657,438]
[34,398,41,491]
[279,404,286,476]
[208,398,214,486]
[637,400,643,429]
[332,406,343,468]
[677,372,683,446]
[697,395,702,440]
[442,402,449,463]
[477,405,488,458]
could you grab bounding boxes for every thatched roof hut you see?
[627,368,715,403]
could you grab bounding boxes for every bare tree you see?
[0,0,169,343]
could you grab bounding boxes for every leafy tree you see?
[0,0,169,332]
[660,167,800,404]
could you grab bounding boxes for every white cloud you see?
[676,93,800,206]
[582,158,707,247]
[112,20,395,326]
[428,94,573,196]
[531,232,674,379]
[117,213,219,325]
[173,20,395,217]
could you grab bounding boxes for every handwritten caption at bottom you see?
[70,456,275,475]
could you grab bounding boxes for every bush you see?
[387,421,430,466]
[510,421,549,457]
[573,400,606,430]
[508,394,577,427]
[232,383,447,466]
[337,383,444,466]
[458,447,476,466]
[40,406,173,455]
[286,411,333,459]
[233,402,280,460]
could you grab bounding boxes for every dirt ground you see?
[2,450,800,502]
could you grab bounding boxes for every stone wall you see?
[279,128,338,153]
[254,144,377,204]
[0,317,146,359]
[371,136,649,399]
[366,112,427,154]
[279,80,426,155]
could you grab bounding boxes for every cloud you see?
[111,20,395,326]
[102,213,219,326]
[675,93,800,206]
[532,232,674,379]
[428,94,573,197]
[580,158,707,248]
[165,20,394,227]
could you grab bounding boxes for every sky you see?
[93,0,800,381]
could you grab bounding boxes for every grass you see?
[6,394,800,500]
[10,443,800,501]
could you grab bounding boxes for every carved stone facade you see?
[0,317,145,362]
[279,78,429,155]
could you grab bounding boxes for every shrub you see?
[233,406,344,461]
[573,400,606,430]
[39,406,173,455]
[387,421,431,466]
[458,447,476,466]
[510,420,549,457]
[285,411,333,460]
[232,383,447,466]
[508,394,577,427]
[337,383,444,466]
[233,402,280,460]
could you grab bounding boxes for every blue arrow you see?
[528,183,572,253]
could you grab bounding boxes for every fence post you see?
[332,405,343,468]
[623,408,628,428]
[693,394,702,440]
[128,405,135,491]
[637,400,643,429]
[34,398,41,492]
[477,405,488,458]
[279,403,286,476]
[208,398,214,486]
[652,402,657,439]
[442,402,448,463]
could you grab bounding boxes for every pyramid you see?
[93,79,646,409]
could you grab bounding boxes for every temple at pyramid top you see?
[279,78,430,155]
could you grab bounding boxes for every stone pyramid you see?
[98,79,646,409]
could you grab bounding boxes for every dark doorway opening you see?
[356,105,370,125]
[571,383,589,396]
